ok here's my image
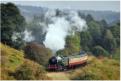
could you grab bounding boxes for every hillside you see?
[0,43,50,80]
[1,43,24,79]
[1,42,119,80]
[79,10,119,25]
[70,55,120,80]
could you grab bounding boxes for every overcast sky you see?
[1,1,120,12]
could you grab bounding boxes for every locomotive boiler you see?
[48,51,88,71]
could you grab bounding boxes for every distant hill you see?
[17,5,120,25]
[17,5,48,22]
[79,10,120,25]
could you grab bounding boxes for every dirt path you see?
[47,71,70,80]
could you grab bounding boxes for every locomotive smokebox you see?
[49,56,57,64]
[49,55,62,64]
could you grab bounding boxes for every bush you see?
[1,68,15,80]
[0,43,51,80]
[24,42,52,66]
[92,46,109,57]
[112,48,120,61]
[14,59,51,80]
[1,43,24,80]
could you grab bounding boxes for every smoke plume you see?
[43,10,87,53]
[23,30,34,42]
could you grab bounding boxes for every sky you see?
[1,0,120,12]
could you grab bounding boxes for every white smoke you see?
[43,17,70,53]
[43,10,87,53]
[11,30,34,42]
[68,11,87,32]
[12,32,21,42]
[23,30,34,42]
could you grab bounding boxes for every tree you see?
[27,17,46,44]
[103,30,117,53]
[92,46,109,57]
[86,14,94,23]
[110,22,120,47]
[80,31,93,51]
[24,42,52,66]
[88,21,102,46]
[57,33,81,56]
[99,19,108,33]
[78,11,86,19]
[55,9,63,17]
[1,3,26,49]
[65,33,81,54]
[56,48,69,56]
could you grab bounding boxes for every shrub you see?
[112,48,120,61]
[0,43,51,80]
[14,59,51,80]
[1,43,24,80]
[92,46,109,57]
[1,68,15,80]
[24,42,52,66]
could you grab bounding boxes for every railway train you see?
[47,51,88,71]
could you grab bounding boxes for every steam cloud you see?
[23,30,34,42]
[43,10,87,53]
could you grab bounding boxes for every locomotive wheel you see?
[57,65,64,71]
[63,67,67,71]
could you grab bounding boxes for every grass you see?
[1,43,24,79]
[1,43,24,71]
[70,55,120,80]
[112,48,120,61]
[0,43,51,80]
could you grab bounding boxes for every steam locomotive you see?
[47,51,88,71]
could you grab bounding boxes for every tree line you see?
[1,2,120,58]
